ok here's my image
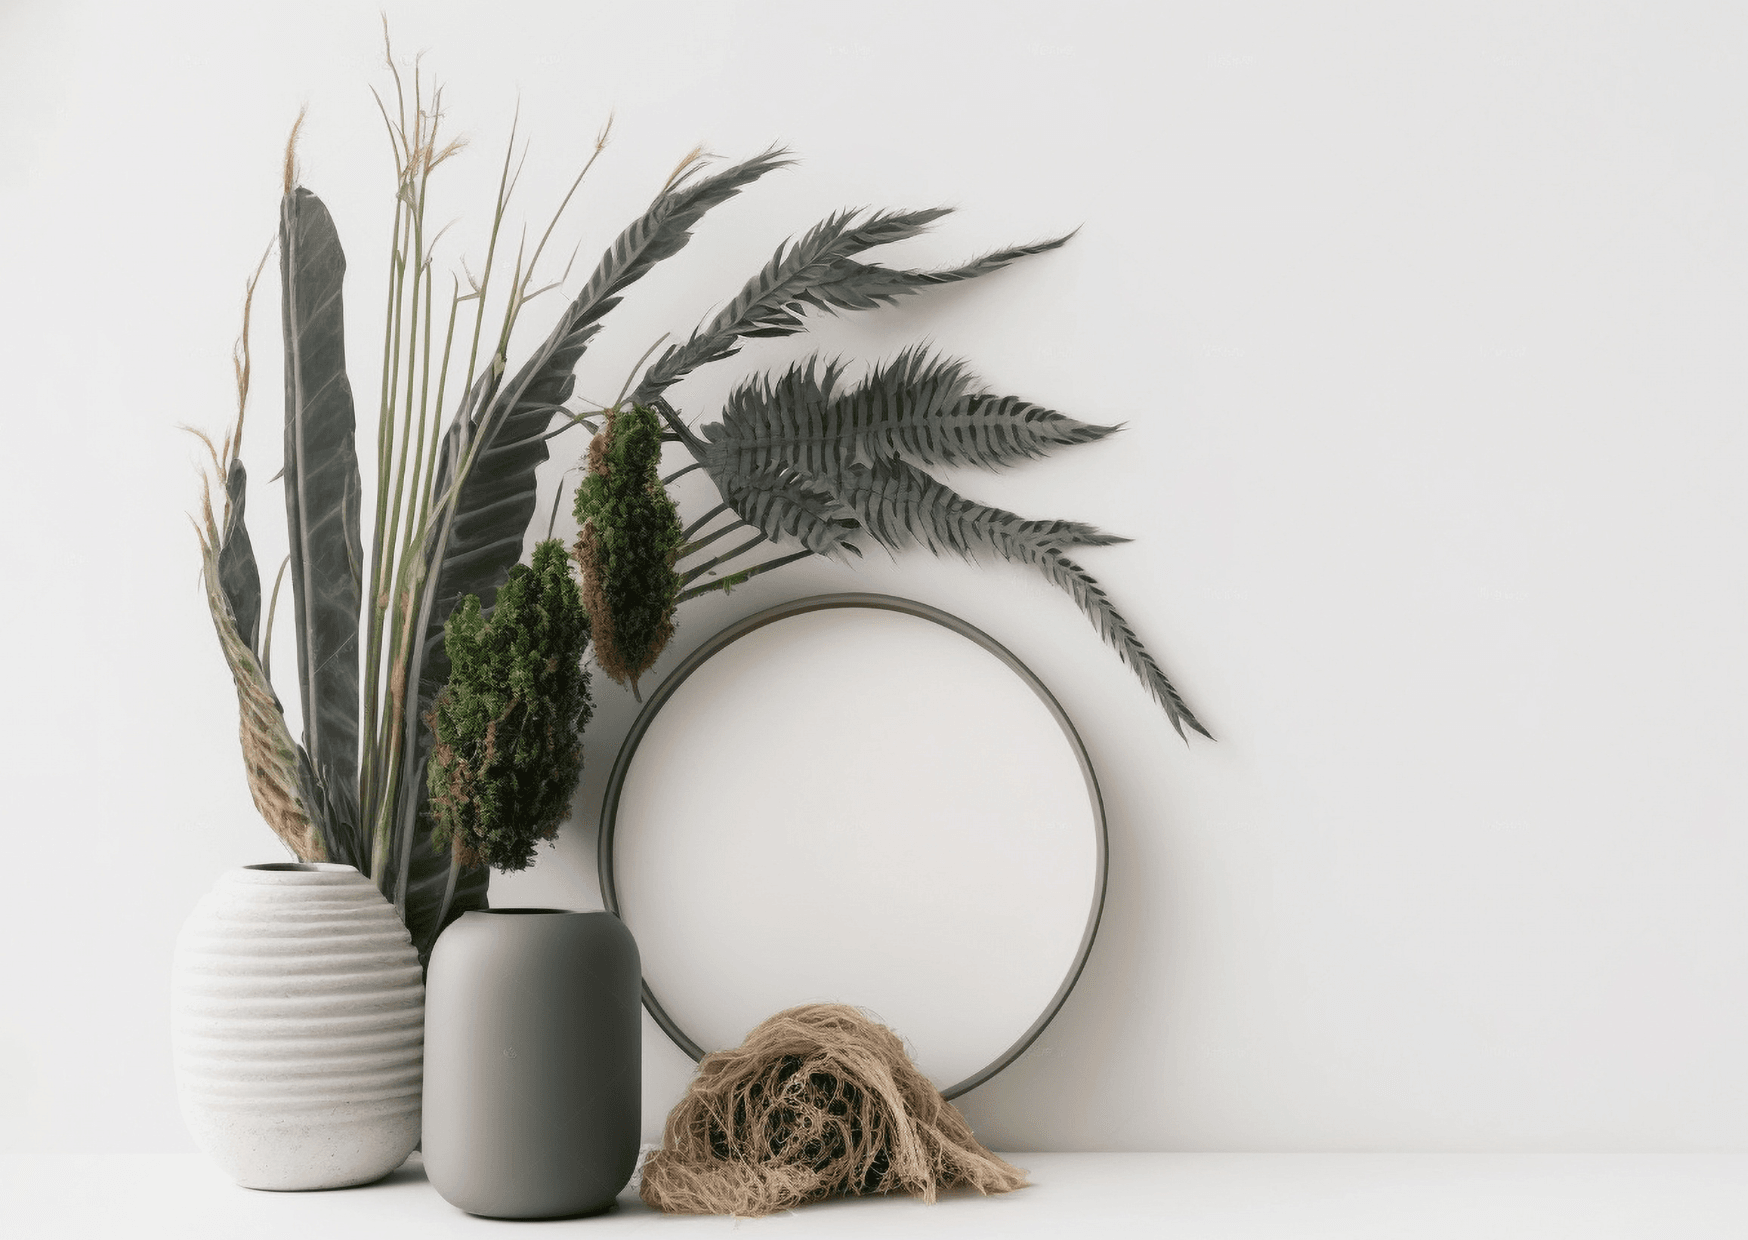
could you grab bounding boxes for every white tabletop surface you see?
[5,1152,1746,1239]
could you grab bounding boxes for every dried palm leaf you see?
[195,477,325,862]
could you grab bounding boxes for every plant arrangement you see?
[194,43,1208,958]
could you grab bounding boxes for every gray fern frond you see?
[792,232,1074,315]
[822,456,1204,739]
[1034,549,1211,740]
[636,206,950,402]
[708,346,1120,477]
[458,147,796,460]
[828,455,1126,561]
[551,145,795,364]
[701,459,862,560]
[708,206,952,342]
[646,194,1205,738]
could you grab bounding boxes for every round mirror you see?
[598,593,1107,1098]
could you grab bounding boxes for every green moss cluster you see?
[571,404,683,693]
[426,539,594,872]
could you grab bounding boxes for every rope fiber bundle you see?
[639,1004,1028,1216]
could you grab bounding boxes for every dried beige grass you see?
[661,143,709,193]
[640,1004,1028,1217]
[282,107,306,195]
[187,235,323,863]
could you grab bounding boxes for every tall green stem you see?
[357,193,407,869]
[416,285,463,556]
[681,503,729,542]
[377,161,431,742]
[676,519,749,562]
[366,193,413,884]
[678,531,766,585]
[456,122,519,435]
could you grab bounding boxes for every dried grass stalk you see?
[640,1004,1028,1217]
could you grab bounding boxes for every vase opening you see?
[246,862,360,874]
[479,907,573,915]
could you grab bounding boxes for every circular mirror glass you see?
[599,594,1106,1097]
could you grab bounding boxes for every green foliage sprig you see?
[426,540,593,872]
[572,404,683,695]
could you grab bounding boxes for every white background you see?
[1,0,1743,1157]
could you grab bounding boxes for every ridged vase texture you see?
[171,863,424,1190]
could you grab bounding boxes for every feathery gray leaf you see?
[827,455,1125,561]
[1035,548,1211,741]
[826,456,1204,738]
[635,206,954,402]
[709,346,1120,477]
[697,458,861,561]
[792,231,1075,315]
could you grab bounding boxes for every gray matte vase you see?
[422,909,641,1219]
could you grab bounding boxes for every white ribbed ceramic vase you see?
[171,862,424,1190]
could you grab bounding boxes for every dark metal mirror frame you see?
[597,592,1110,1100]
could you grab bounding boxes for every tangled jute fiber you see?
[638,1004,1028,1217]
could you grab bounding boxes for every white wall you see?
[2,0,1744,1155]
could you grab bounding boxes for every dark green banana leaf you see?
[279,186,365,864]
